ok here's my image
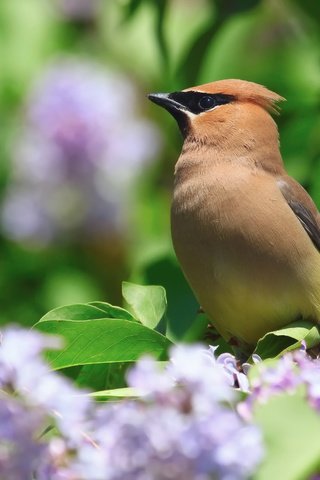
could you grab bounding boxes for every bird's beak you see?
[148,92,190,137]
[148,93,184,115]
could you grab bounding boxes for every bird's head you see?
[148,79,285,147]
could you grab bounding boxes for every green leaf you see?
[254,320,320,359]
[121,0,144,22]
[153,0,169,66]
[122,282,167,330]
[137,254,199,341]
[89,387,140,399]
[40,304,112,322]
[254,393,320,480]
[88,302,137,321]
[77,363,111,391]
[76,362,131,391]
[39,302,136,322]
[34,318,171,370]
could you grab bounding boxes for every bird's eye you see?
[198,96,215,111]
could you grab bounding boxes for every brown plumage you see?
[148,79,320,350]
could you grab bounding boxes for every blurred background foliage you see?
[0,0,319,339]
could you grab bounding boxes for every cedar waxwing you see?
[148,79,320,351]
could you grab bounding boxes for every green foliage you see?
[40,302,136,322]
[36,317,170,369]
[254,393,320,480]
[34,286,172,371]
[90,387,139,400]
[122,281,167,330]
[254,320,320,359]
[131,252,200,340]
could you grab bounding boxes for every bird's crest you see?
[185,79,285,114]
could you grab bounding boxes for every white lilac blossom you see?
[76,345,264,480]
[1,58,161,244]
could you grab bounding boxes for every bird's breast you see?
[172,162,268,243]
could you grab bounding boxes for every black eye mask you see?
[168,91,235,114]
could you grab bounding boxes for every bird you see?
[148,79,320,353]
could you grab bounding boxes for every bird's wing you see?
[277,175,320,251]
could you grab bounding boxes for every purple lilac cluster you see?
[76,346,263,480]
[0,328,92,479]
[0,330,263,480]
[242,346,320,417]
[1,58,161,244]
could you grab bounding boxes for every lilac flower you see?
[0,328,61,387]
[243,347,320,416]
[212,349,250,393]
[76,345,264,480]
[79,403,262,480]
[168,344,231,392]
[0,396,48,479]
[0,328,92,446]
[126,356,174,397]
[0,328,264,479]
[1,58,161,244]
[0,328,88,479]
[289,348,320,411]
